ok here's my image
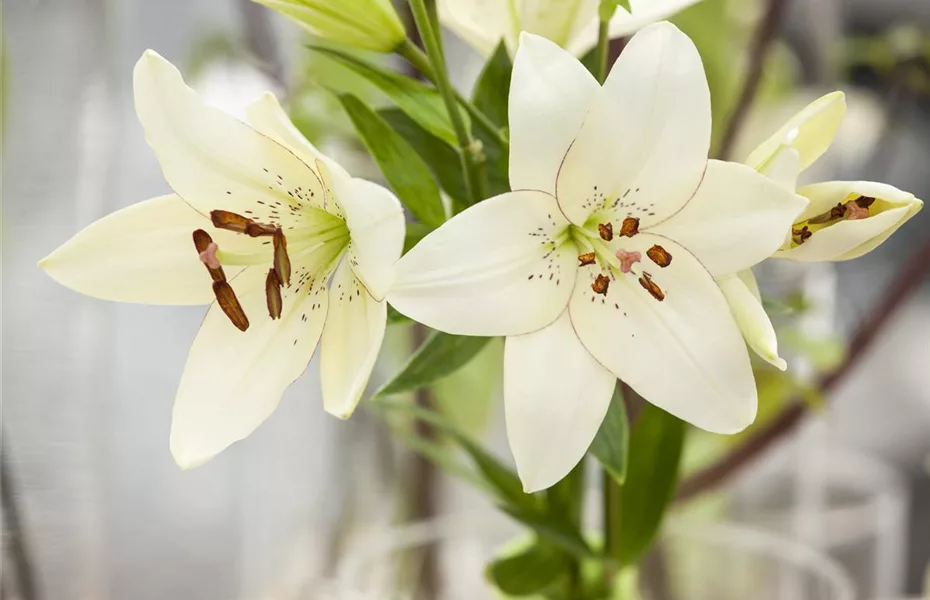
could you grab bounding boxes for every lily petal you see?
[438,0,517,56]
[389,190,576,337]
[647,160,808,277]
[504,311,615,493]
[170,274,329,468]
[760,145,801,190]
[777,181,923,262]
[570,235,757,434]
[321,261,387,419]
[39,195,263,305]
[133,50,326,225]
[520,0,598,49]
[745,91,846,174]
[330,175,405,302]
[567,0,705,56]
[556,22,710,226]
[509,32,600,195]
[718,275,786,370]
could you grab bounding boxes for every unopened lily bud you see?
[776,181,923,262]
[253,0,406,53]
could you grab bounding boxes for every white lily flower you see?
[40,51,405,468]
[388,25,808,492]
[721,91,923,369]
[439,0,704,57]
[252,0,406,52]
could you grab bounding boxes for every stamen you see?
[592,274,610,296]
[615,249,642,274]
[598,223,614,241]
[213,281,249,331]
[273,228,291,286]
[192,229,226,282]
[646,244,672,268]
[619,217,640,238]
[856,196,876,209]
[265,269,283,320]
[638,272,665,302]
[808,202,846,224]
[246,222,277,237]
[211,210,251,234]
[792,225,812,245]
[578,252,596,267]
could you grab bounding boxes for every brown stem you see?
[676,235,930,503]
[716,0,790,160]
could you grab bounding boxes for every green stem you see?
[603,469,623,573]
[397,40,510,152]
[595,18,610,84]
[405,2,489,203]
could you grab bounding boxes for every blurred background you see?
[1,0,929,598]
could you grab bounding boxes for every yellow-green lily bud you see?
[253,0,406,53]
[777,181,923,262]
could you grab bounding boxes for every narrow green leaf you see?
[471,41,512,128]
[379,108,469,206]
[589,386,630,485]
[617,404,686,566]
[309,45,465,145]
[337,94,446,227]
[375,331,490,396]
[501,506,594,558]
[486,542,570,595]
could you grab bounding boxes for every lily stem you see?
[595,18,610,84]
[404,2,489,205]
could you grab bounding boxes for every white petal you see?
[778,180,923,262]
[745,91,846,173]
[133,50,326,226]
[331,176,405,301]
[647,160,809,276]
[738,268,762,302]
[504,311,615,492]
[718,275,786,370]
[759,145,800,190]
[39,194,262,305]
[320,261,387,419]
[556,22,710,226]
[520,0,597,48]
[170,275,329,468]
[566,0,705,56]
[388,190,576,337]
[509,32,600,195]
[438,0,517,55]
[570,235,757,433]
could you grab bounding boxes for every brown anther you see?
[615,249,642,274]
[638,273,665,302]
[192,229,226,282]
[246,222,277,237]
[808,203,847,224]
[578,252,596,267]
[598,222,614,241]
[592,274,610,296]
[619,217,640,238]
[265,269,283,320]
[792,226,812,245]
[646,244,672,268]
[211,210,251,234]
[855,196,876,209]
[272,228,291,287]
[213,281,249,331]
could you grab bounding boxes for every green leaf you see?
[616,404,686,566]
[375,331,490,396]
[471,41,512,129]
[501,506,594,558]
[589,386,630,485]
[337,94,446,227]
[380,108,469,206]
[386,305,411,325]
[433,338,503,437]
[486,542,570,595]
[309,45,464,145]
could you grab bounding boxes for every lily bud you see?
[776,181,923,262]
[253,0,406,53]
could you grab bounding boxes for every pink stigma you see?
[845,202,870,221]
[615,249,642,274]
[199,242,221,269]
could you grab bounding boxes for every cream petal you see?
[647,160,808,277]
[509,32,600,195]
[567,0,705,56]
[330,175,405,302]
[133,50,326,226]
[570,235,757,434]
[520,0,598,48]
[39,194,264,305]
[718,275,786,370]
[320,261,387,419]
[504,310,615,493]
[438,0,517,55]
[556,22,710,226]
[388,190,576,337]
[169,273,330,468]
[759,145,801,190]
[745,91,846,174]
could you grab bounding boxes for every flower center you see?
[791,194,875,247]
